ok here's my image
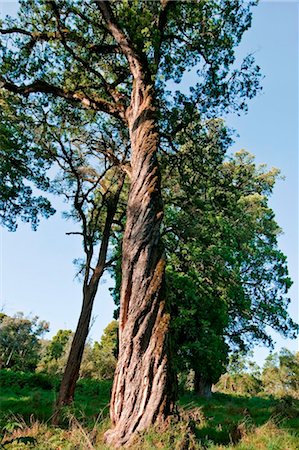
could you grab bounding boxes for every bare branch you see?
[66,231,84,236]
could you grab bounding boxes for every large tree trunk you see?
[194,372,212,399]
[105,83,175,448]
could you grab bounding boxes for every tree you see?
[162,126,297,396]
[37,329,73,375]
[1,89,127,416]
[88,320,119,380]
[0,95,55,230]
[0,313,49,371]
[262,349,299,398]
[35,113,126,419]
[215,352,261,396]
[0,1,261,445]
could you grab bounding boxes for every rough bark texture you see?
[194,373,212,399]
[105,84,175,447]
[52,288,95,424]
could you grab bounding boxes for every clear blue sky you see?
[0,1,298,365]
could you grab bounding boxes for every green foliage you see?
[261,349,299,398]
[36,322,118,381]
[0,0,261,117]
[0,313,49,372]
[37,329,73,376]
[82,321,118,381]
[0,369,57,390]
[0,96,55,231]
[161,119,297,388]
[43,329,73,361]
[216,372,261,397]
[216,349,299,402]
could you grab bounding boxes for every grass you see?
[0,370,299,449]
[179,391,299,449]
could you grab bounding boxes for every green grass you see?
[0,370,299,449]
[179,391,299,448]
[0,372,112,428]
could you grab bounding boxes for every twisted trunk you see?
[105,83,175,447]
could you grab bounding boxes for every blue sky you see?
[0,1,298,365]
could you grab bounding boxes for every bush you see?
[0,369,59,391]
[76,378,112,398]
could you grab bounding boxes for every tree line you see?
[1,312,298,402]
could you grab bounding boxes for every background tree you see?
[88,320,119,380]
[0,94,55,230]
[0,313,49,371]
[37,329,73,376]
[216,349,299,400]
[215,352,261,396]
[162,119,297,396]
[34,111,126,418]
[0,1,261,444]
[1,63,129,414]
[261,349,299,399]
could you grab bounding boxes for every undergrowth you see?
[1,370,299,449]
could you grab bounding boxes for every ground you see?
[0,370,298,449]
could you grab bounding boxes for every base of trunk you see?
[194,374,212,399]
[104,313,176,447]
[104,413,173,448]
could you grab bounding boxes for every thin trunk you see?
[52,288,96,424]
[194,372,212,398]
[53,184,123,424]
[105,83,175,448]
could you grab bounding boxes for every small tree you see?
[36,115,126,418]
[37,329,73,376]
[0,313,49,371]
[262,349,299,398]
[90,320,118,380]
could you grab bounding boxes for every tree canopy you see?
[0,313,49,371]
[162,125,297,391]
[0,0,267,445]
[0,95,55,230]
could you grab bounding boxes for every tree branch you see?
[66,231,84,236]
[47,1,126,108]
[154,0,173,70]
[0,76,122,118]
[95,1,144,80]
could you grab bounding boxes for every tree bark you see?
[105,83,175,448]
[52,288,96,424]
[194,372,212,399]
[52,187,122,425]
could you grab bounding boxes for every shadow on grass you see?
[179,391,299,446]
[0,370,112,430]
